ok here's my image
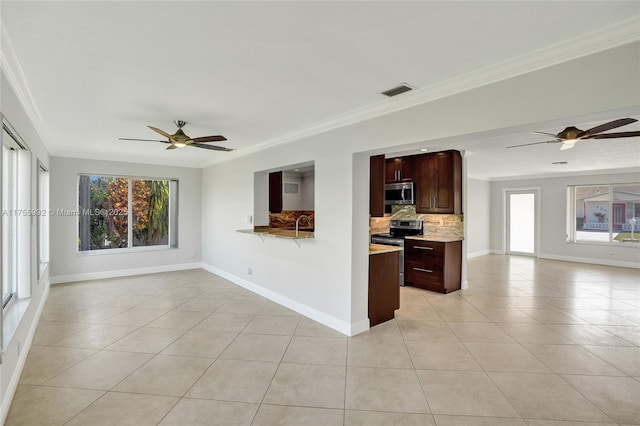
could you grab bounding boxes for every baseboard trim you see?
[1,281,49,425]
[201,263,365,336]
[50,262,203,284]
[490,249,505,255]
[467,249,492,259]
[538,253,640,269]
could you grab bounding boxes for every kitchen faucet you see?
[295,215,312,237]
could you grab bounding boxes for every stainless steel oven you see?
[371,220,423,286]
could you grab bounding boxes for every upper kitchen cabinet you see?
[385,156,415,183]
[415,150,462,214]
[269,171,283,213]
[370,154,385,217]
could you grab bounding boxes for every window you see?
[568,184,640,244]
[38,162,50,279]
[78,175,177,251]
[2,119,29,307]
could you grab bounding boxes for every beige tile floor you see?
[6,255,640,425]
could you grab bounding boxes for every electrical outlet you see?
[439,219,444,227]
[247,267,253,275]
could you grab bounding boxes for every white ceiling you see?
[2,1,639,179]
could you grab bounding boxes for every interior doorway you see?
[506,189,538,256]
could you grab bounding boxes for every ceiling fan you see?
[506,117,640,150]
[119,120,233,151]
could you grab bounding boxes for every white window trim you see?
[567,184,640,247]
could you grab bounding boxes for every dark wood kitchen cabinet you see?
[370,154,385,217]
[369,250,400,326]
[405,238,462,293]
[269,171,283,213]
[385,157,415,183]
[415,150,462,214]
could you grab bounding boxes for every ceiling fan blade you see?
[119,138,170,144]
[560,141,576,150]
[583,118,637,136]
[191,143,234,152]
[165,144,178,150]
[506,140,560,149]
[531,131,559,138]
[190,135,227,143]
[587,131,640,139]
[148,126,172,138]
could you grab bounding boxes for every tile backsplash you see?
[370,205,463,238]
[269,210,315,229]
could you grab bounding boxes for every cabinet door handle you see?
[413,267,433,273]
[414,246,434,250]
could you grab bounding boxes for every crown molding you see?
[1,24,54,153]
[200,15,640,169]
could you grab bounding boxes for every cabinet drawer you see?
[405,260,443,286]
[405,240,444,259]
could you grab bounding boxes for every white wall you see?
[301,175,315,210]
[282,173,303,210]
[467,178,491,257]
[490,171,640,267]
[49,157,202,282]
[202,43,640,335]
[0,72,51,423]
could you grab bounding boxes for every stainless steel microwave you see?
[385,182,414,205]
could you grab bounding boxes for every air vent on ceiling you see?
[381,83,414,97]
[552,161,568,165]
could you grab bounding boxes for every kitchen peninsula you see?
[368,244,403,326]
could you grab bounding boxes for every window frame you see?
[2,117,30,309]
[77,174,178,254]
[37,161,50,280]
[567,183,640,247]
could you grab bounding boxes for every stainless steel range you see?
[371,220,423,286]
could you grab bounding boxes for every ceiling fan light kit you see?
[506,117,640,150]
[119,120,233,152]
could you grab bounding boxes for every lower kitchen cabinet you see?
[405,238,462,293]
[369,250,400,326]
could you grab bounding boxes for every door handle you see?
[413,267,433,273]
[414,246,433,250]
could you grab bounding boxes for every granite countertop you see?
[237,228,315,239]
[369,244,403,255]
[405,235,464,243]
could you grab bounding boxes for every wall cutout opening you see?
[254,161,314,232]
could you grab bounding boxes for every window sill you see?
[3,297,31,351]
[567,240,640,248]
[76,245,178,256]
